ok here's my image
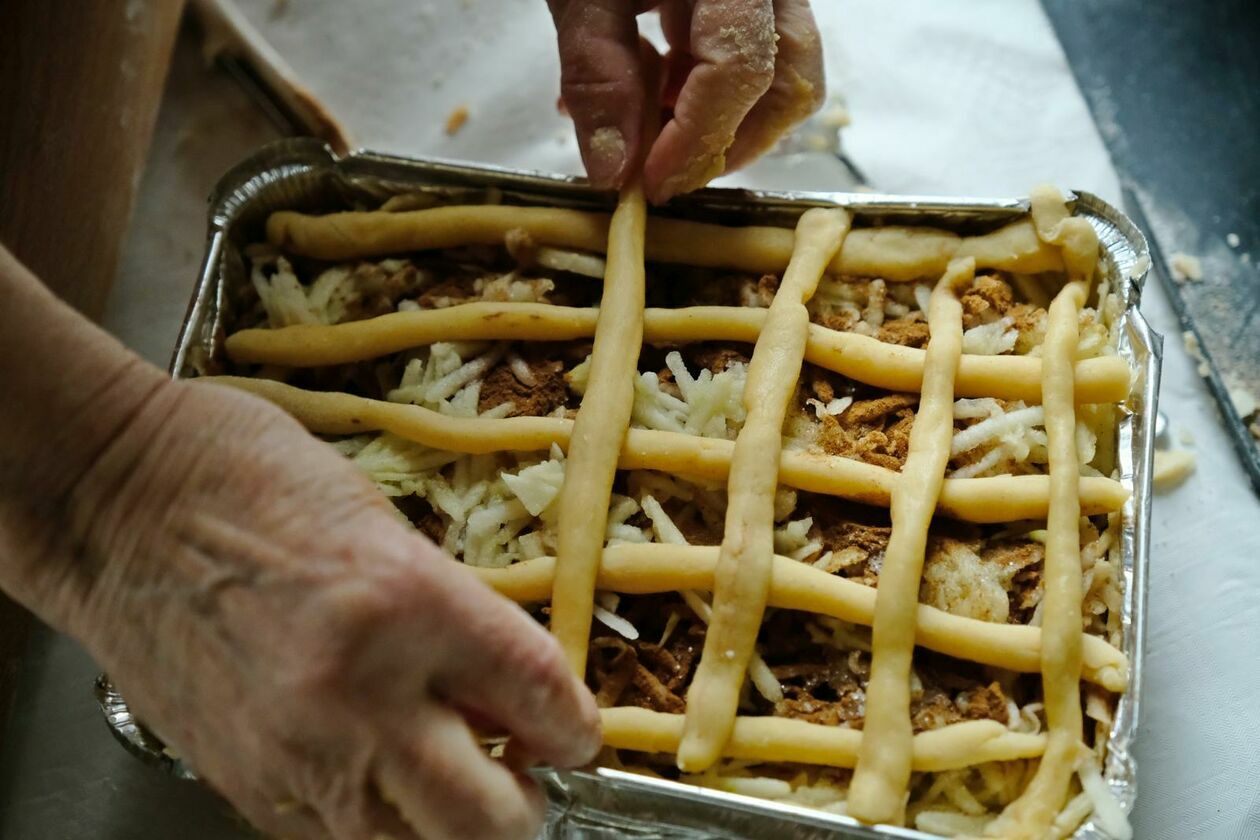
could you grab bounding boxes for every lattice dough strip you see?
[465,546,1128,691]
[849,257,971,825]
[988,186,1099,838]
[549,179,646,675]
[266,205,1064,281]
[223,302,1131,405]
[202,376,1129,523]
[602,709,1046,773]
[678,208,850,773]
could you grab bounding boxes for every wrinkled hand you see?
[547,0,824,203]
[27,379,600,840]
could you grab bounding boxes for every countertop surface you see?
[2,2,1258,838]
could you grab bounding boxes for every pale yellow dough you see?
[848,258,971,825]
[988,280,1091,839]
[223,303,1132,405]
[601,708,1047,772]
[988,186,1099,838]
[677,208,849,773]
[199,376,1130,522]
[467,546,1129,691]
[266,205,1064,280]
[550,179,647,675]
[1152,449,1195,491]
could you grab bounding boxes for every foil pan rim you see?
[202,137,1060,221]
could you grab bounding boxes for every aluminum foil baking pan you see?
[98,138,1159,840]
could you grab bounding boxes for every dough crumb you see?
[1128,253,1151,280]
[1228,386,1259,421]
[820,104,851,128]
[1169,252,1203,282]
[589,126,625,160]
[1182,331,1211,377]
[1226,232,1241,248]
[445,105,470,136]
[1153,449,1196,492]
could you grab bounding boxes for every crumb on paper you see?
[1153,449,1196,492]
[270,0,289,19]
[820,104,851,129]
[1128,253,1151,280]
[1228,386,1259,421]
[805,134,833,152]
[1178,425,1196,446]
[445,105,470,136]
[1169,252,1203,282]
[1182,330,1211,377]
[1226,232,1241,248]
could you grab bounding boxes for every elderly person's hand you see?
[547,0,825,203]
[0,247,600,840]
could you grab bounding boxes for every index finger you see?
[377,704,546,840]
[643,0,777,203]
[724,0,825,172]
[548,0,648,189]
[429,564,602,769]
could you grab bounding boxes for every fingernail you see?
[584,127,627,189]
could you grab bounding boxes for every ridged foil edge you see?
[102,139,1158,840]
